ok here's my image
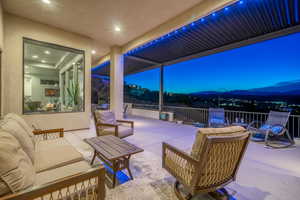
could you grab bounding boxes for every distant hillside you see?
[191,80,300,96]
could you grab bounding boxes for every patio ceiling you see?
[92,0,300,76]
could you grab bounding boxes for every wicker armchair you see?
[162,126,250,200]
[247,111,294,148]
[94,110,134,138]
[208,108,229,128]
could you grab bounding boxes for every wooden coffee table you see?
[84,135,144,187]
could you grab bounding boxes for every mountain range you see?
[191,80,300,96]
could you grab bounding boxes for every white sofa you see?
[0,113,105,200]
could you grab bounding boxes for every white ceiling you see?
[3,0,203,63]
[24,39,81,70]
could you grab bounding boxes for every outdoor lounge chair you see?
[208,108,228,128]
[94,110,134,138]
[247,111,295,148]
[162,126,250,200]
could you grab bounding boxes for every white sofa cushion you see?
[35,161,91,186]
[35,161,97,200]
[0,131,36,196]
[35,142,84,173]
[4,113,35,146]
[0,119,35,164]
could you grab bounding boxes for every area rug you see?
[65,133,232,200]
[98,151,216,200]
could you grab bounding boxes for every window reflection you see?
[23,38,84,114]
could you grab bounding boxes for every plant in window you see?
[67,81,80,110]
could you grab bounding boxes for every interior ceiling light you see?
[44,50,51,55]
[42,0,51,4]
[114,26,121,32]
[32,55,38,59]
[41,60,46,63]
[91,50,96,54]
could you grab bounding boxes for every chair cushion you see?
[102,125,133,138]
[0,131,35,196]
[0,119,35,164]
[259,124,271,132]
[35,144,84,173]
[209,118,224,124]
[35,161,91,186]
[4,113,35,146]
[95,110,117,125]
[191,126,246,160]
[271,125,283,135]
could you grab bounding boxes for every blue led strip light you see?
[125,0,246,56]
[91,61,110,72]
[295,0,299,23]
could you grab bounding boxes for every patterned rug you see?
[65,134,232,200]
[90,150,221,200]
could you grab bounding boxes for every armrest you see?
[1,166,106,200]
[247,120,264,130]
[33,128,64,140]
[162,142,198,185]
[96,122,118,137]
[117,120,134,129]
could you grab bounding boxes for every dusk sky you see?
[125,32,300,94]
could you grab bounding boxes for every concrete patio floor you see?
[73,115,300,200]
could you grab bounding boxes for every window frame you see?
[22,37,86,115]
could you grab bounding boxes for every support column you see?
[110,46,124,119]
[159,65,164,112]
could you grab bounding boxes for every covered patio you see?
[71,115,300,200]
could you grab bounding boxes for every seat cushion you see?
[4,113,35,146]
[191,126,246,160]
[0,131,36,196]
[0,119,35,164]
[35,161,98,200]
[35,137,70,151]
[35,161,91,186]
[95,110,117,125]
[102,125,133,138]
[35,144,84,173]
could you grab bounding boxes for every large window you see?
[23,38,85,114]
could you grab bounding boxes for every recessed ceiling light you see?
[114,26,121,32]
[91,50,96,55]
[41,60,46,63]
[32,55,39,59]
[42,0,51,4]
[44,50,51,55]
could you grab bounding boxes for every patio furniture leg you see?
[91,150,97,165]
[127,167,133,180]
[266,129,295,148]
[174,181,192,200]
[112,160,117,188]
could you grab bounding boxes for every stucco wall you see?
[0,2,3,51]
[2,13,92,131]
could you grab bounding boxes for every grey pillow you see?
[0,131,36,196]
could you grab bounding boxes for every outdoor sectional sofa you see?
[0,113,105,200]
